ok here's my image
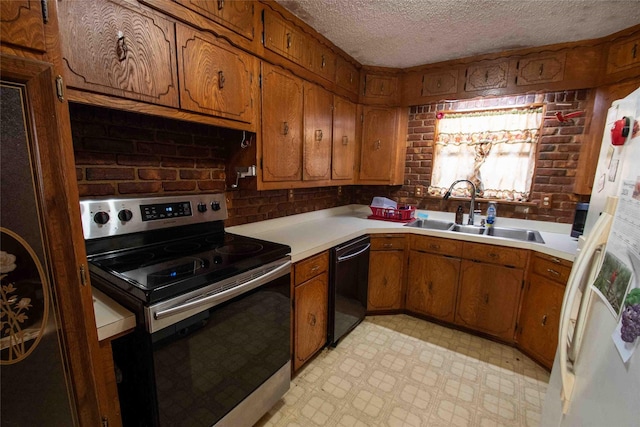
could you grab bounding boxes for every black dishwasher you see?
[329,235,370,346]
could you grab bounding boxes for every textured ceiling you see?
[277,0,640,68]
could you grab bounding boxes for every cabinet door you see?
[335,56,359,93]
[406,251,460,323]
[263,10,305,64]
[515,52,566,86]
[174,0,254,40]
[307,43,336,82]
[0,0,46,52]
[455,260,523,342]
[421,69,458,96]
[364,74,398,99]
[368,251,404,311]
[58,0,178,107]
[303,83,333,181]
[294,273,328,371]
[359,106,397,182]
[261,63,303,182]
[176,24,258,123]
[518,274,564,369]
[464,60,508,92]
[606,35,640,74]
[331,96,356,181]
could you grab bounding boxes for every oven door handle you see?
[153,260,291,321]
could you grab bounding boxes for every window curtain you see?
[429,107,543,201]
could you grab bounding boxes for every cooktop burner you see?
[88,231,290,303]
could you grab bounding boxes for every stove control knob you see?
[197,203,208,213]
[211,201,221,211]
[118,209,133,222]
[93,211,110,225]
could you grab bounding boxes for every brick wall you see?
[70,103,349,226]
[351,90,592,224]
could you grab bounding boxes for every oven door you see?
[113,261,291,427]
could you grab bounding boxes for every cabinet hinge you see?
[79,264,87,286]
[55,75,64,102]
[41,0,49,24]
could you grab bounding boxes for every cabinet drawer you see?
[370,235,405,251]
[295,251,329,286]
[411,235,462,257]
[531,254,572,284]
[463,242,528,268]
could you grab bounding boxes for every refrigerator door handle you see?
[558,197,617,414]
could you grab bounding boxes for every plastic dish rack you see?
[368,206,416,222]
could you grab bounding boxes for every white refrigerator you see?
[540,87,640,426]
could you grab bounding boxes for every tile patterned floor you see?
[255,314,549,427]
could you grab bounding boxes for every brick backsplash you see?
[70,103,348,226]
[352,90,592,224]
[72,90,590,228]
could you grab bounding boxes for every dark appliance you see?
[81,195,291,427]
[328,235,370,346]
[571,202,590,238]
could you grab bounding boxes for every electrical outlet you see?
[288,189,294,201]
[415,186,422,197]
[541,193,552,208]
[337,186,342,196]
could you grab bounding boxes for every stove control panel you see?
[80,194,228,240]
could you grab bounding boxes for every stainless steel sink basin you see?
[486,226,545,243]
[404,219,455,230]
[405,218,545,244]
[450,224,486,235]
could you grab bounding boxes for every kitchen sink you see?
[486,226,545,243]
[405,219,455,230]
[450,224,486,235]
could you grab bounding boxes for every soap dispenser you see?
[486,202,497,227]
[455,205,464,224]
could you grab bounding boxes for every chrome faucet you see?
[443,179,477,225]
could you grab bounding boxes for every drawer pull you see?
[310,265,320,272]
[541,314,548,326]
[217,0,224,10]
[308,313,316,326]
[547,268,560,276]
[429,244,440,250]
[550,257,562,264]
[286,33,292,49]
[383,243,393,248]
[218,70,225,89]
[116,32,127,61]
[488,253,498,258]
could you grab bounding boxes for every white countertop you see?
[227,205,579,263]
[93,204,578,340]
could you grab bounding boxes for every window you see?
[428,106,543,201]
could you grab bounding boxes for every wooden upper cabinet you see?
[58,0,178,107]
[307,42,336,83]
[173,0,254,40]
[515,52,566,86]
[422,69,458,96]
[303,83,333,181]
[464,59,509,92]
[606,34,640,74]
[336,56,360,94]
[364,73,398,98]
[0,0,46,52]
[360,107,396,182]
[176,23,258,123]
[332,96,357,181]
[261,63,303,182]
[263,9,305,64]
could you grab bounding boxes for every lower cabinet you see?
[455,242,528,342]
[517,253,572,369]
[293,251,329,372]
[367,235,406,312]
[406,236,462,323]
[455,260,524,341]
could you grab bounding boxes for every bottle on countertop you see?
[486,202,497,227]
[455,205,464,224]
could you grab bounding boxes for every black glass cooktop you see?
[88,231,290,303]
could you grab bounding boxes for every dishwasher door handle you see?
[337,244,371,262]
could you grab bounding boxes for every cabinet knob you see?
[375,140,382,150]
[218,70,225,89]
[282,121,289,135]
[541,314,548,326]
[342,135,349,145]
[308,313,316,326]
[315,129,323,141]
[286,33,292,49]
[217,0,224,10]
